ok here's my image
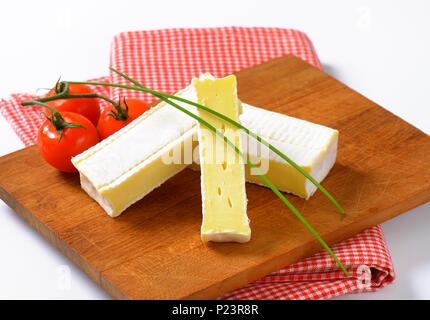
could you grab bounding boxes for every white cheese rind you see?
[239,104,336,150]
[238,105,338,198]
[73,87,196,190]
[72,86,197,217]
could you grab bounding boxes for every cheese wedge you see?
[72,74,338,218]
[71,86,199,217]
[239,104,338,199]
[193,75,250,243]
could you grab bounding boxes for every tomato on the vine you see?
[37,111,99,172]
[97,98,150,140]
[46,83,101,126]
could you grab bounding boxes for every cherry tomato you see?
[37,112,99,172]
[46,83,100,126]
[97,98,150,140]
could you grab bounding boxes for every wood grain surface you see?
[1,55,430,299]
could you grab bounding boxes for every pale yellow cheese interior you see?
[194,75,250,243]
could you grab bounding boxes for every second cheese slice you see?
[193,75,251,243]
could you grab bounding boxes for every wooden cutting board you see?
[1,55,430,300]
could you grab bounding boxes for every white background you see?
[0,0,429,299]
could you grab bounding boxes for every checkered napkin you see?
[0,27,395,299]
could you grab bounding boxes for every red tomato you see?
[37,112,99,172]
[46,83,100,126]
[97,98,150,140]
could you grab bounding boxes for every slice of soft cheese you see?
[193,75,250,243]
[239,104,338,199]
[71,86,199,217]
[72,74,338,218]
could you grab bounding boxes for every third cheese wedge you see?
[239,104,338,199]
[193,75,251,243]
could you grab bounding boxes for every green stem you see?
[30,100,86,142]
[21,81,119,108]
[93,72,348,274]
[68,75,344,215]
[21,76,349,276]
[106,96,130,121]
[150,91,349,276]
[22,82,132,122]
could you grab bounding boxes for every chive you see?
[24,74,348,275]
[154,94,349,276]
[87,72,348,276]
[69,71,345,215]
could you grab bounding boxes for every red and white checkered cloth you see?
[0,27,395,299]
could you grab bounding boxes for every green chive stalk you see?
[22,74,349,276]
[67,71,345,215]
[140,90,349,276]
